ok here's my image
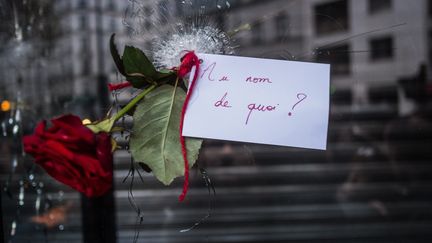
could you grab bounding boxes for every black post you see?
[80,0,116,242]
[0,189,4,243]
[95,0,109,114]
[81,187,116,243]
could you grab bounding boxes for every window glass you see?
[107,0,116,11]
[80,15,87,30]
[274,13,288,41]
[251,21,263,44]
[78,0,86,9]
[316,44,351,75]
[1,1,432,243]
[315,0,349,35]
[158,0,169,24]
[369,0,392,14]
[370,36,394,60]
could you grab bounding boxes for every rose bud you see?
[23,114,113,197]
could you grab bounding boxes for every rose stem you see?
[113,84,157,122]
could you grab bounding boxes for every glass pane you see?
[1,0,432,242]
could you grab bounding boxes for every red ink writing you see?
[200,62,231,82]
[201,62,216,81]
[245,103,278,125]
[246,76,272,84]
[214,92,232,108]
[219,76,229,82]
[288,93,307,116]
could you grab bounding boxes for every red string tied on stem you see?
[108,81,132,91]
[177,51,200,202]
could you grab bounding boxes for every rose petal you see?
[35,121,46,136]
[42,159,87,195]
[23,114,114,197]
[51,115,95,146]
[96,133,114,172]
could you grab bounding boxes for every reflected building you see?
[311,0,429,111]
[222,0,431,113]
[224,0,305,60]
[52,0,186,116]
[52,0,130,118]
[0,0,130,119]
[1,0,431,119]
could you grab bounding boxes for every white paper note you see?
[183,54,330,150]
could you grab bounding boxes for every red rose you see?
[23,114,113,197]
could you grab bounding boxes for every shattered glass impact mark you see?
[123,0,234,69]
[153,25,234,69]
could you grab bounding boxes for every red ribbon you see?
[108,81,132,91]
[177,51,200,202]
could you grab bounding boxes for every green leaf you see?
[125,76,150,89]
[154,69,177,86]
[129,85,203,185]
[122,45,157,79]
[122,45,159,89]
[109,33,126,76]
[155,71,175,79]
